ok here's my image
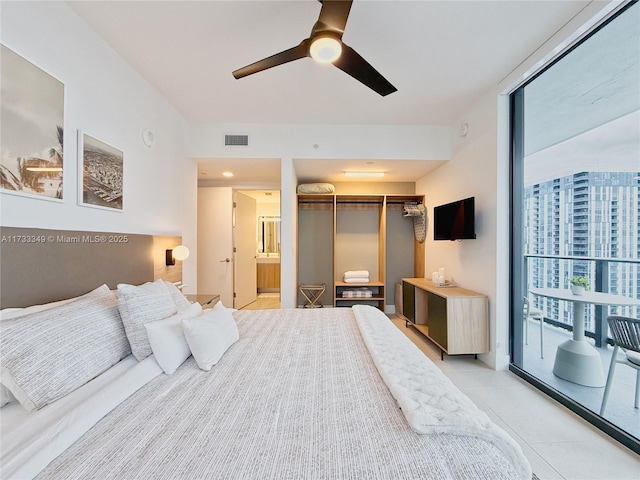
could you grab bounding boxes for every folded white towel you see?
[344,270,370,279]
[344,277,370,284]
[342,289,373,298]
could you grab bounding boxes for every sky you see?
[0,44,64,175]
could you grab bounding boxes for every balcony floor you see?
[521,318,639,440]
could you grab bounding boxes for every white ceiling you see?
[197,156,446,186]
[293,158,447,183]
[239,190,281,204]
[67,0,591,185]
[197,157,282,187]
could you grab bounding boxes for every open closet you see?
[297,193,425,311]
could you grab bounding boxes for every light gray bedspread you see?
[38,308,520,479]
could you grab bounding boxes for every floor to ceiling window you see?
[510,2,639,453]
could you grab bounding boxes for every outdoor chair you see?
[600,316,640,415]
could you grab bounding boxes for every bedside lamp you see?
[166,245,190,266]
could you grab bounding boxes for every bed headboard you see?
[0,227,182,309]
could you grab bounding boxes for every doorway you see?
[237,189,281,309]
[233,191,257,309]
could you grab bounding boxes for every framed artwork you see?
[78,131,124,211]
[0,44,64,200]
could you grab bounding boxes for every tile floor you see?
[389,317,640,480]
[239,292,280,310]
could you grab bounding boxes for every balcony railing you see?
[524,254,640,347]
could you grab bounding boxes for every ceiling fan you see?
[232,0,397,97]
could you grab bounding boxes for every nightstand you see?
[185,294,220,308]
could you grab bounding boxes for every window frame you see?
[508,1,640,455]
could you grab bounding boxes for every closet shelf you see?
[335,281,385,310]
[335,281,384,287]
[297,192,425,311]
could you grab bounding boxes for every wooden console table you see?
[402,278,488,359]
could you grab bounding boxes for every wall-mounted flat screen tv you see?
[433,197,476,241]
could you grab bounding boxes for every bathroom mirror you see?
[259,216,280,254]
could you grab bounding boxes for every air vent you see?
[224,134,249,146]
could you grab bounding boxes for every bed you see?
[1,291,531,479]
[0,227,531,479]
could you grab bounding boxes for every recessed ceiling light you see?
[223,171,234,177]
[344,172,384,178]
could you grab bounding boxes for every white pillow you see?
[163,280,192,312]
[0,308,26,320]
[0,285,130,411]
[1,287,116,409]
[182,303,239,371]
[1,296,81,321]
[296,183,335,194]
[117,280,177,361]
[144,302,202,374]
[0,384,16,407]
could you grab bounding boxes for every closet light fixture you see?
[223,171,234,177]
[344,172,384,178]
[166,245,190,266]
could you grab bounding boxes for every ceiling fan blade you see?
[333,44,397,96]
[314,0,352,36]
[232,40,310,79]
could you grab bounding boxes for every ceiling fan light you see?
[310,37,342,63]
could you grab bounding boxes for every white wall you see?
[198,187,234,306]
[280,158,298,308]
[417,94,504,367]
[190,123,452,308]
[190,123,451,161]
[416,0,619,369]
[256,202,280,217]
[0,1,197,291]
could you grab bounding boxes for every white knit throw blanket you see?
[353,305,532,480]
